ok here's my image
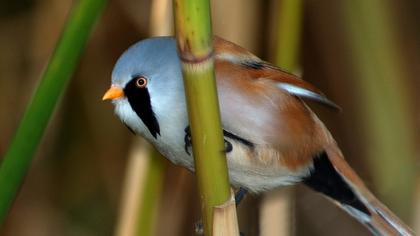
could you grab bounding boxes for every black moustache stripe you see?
[124,81,160,139]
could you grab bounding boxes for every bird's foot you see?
[194,220,204,235]
[184,126,193,155]
[194,219,244,236]
[224,139,233,153]
[235,187,248,205]
[184,125,233,155]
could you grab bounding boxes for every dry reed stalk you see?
[114,0,172,235]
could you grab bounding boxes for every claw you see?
[184,126,192,155]
[235,187,248,205]
[185,126,233,155]
[194,220,204,235]
[224,139,233,153]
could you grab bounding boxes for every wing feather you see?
[214,36,340,111]
[276,83,341,110]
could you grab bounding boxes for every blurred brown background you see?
[0,0,419,235]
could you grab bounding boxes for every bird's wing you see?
[214,36,340,110]
[214,37,414,235]
[213,37,331,170]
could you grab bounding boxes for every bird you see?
[103,36,414,236]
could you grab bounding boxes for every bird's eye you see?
[135,77,148,88]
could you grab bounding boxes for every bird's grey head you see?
[105,37,186,140]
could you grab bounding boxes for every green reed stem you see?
[0,0,106,225]
[174,0,233,235]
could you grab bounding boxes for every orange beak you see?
[102,85,124,101]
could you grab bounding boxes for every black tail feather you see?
[303,151,370,216]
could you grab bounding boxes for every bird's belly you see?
[225,143,312,193]
[153,137,313,193]
[156,143,195,171]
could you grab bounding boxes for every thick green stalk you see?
[0,0,106,225]
[341,0,416,221]
[173,0,232,235]
[275,0,302,71]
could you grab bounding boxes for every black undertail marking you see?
[124,77,160,139]
[303,151,371,216]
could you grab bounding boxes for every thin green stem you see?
[0,0,107,225]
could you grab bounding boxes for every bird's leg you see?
[194,220,204,235]
[184,125,239,235]
[184,126,193,155]
[224,139,233,153]
[185,126,233,155]
[195,220,243,236]
[235,187,248,205]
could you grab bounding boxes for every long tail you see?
[303,144,415,236]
